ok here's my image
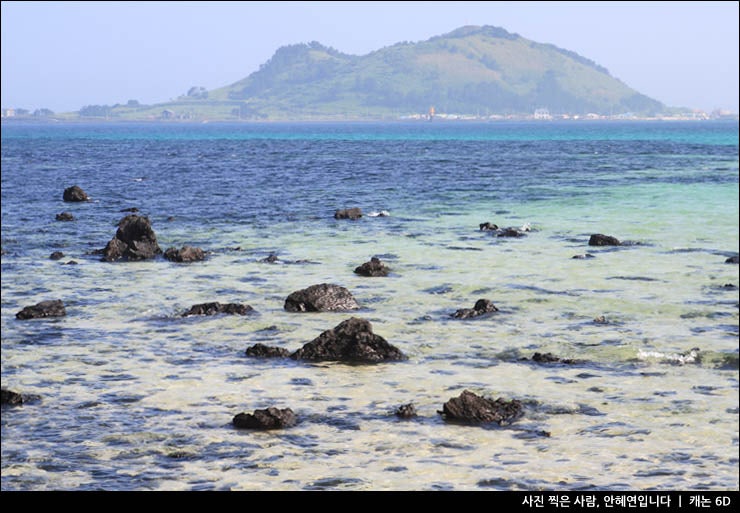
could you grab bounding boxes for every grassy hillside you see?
[69,25,667,121]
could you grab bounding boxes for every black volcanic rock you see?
[233,407,297,429]
[164,245,206,262]
[284,283,360,312]
[16,299,66,320]
[452,299,498,319]
[62,185,89,202]
[439,390,523,425]
[1,389,24,405]
[589,234,621,246]
[395,403,417,418]
[182,302,253,316]
[527,352,582,365]
[354,257,390,277]
[245,343,291,358]
[334,207,362,220]
[99,214,162,261]
[290,317,406,363]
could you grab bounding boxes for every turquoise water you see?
[1,120,738,491]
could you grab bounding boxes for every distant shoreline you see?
[2,114,738,125]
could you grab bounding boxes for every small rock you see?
[182,302,253,316]
[334,207,362,220]
[354,257,390,277]
[452,299,498,319]
[395,403,417,418]
[497,227,526,237]
[1,388,24,405]
[439,390,523,425]
[284,283,360,312]
[56,212,75,221]
[164,245,206,262]
[62,185,89,202]
[245,343,290,358]
[233,407,297,430]
[589,234,621,246]
[50,251,65,260]
[16,299,66,320]
[529,352,580,365]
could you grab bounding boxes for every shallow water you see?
[1,120,738,491]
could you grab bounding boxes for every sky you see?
[2,1,738,114]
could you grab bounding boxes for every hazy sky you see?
[2,1,738,113]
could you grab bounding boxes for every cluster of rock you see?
[232,390,523,431]
[13,186,736,440]
[246,317,407,364]
[86,213,206,264]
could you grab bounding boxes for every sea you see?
[1,120,738,492]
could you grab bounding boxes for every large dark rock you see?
[245,343,290,358]
[290,317,407,363]
[726,255,739,264]
[100,214,162,261]
[284,283,360,312]
[164,246,206,262]
[452,299,498,319]
[62,185,89,202]
[589,234,621,246]
[1,389,24,405]
[334,207,363,220]
[439,390,523,425]
[354,257,390,277]
[16,300,66,320]
[233,407,297,430]
[182,302,253,316]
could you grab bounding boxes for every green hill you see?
[83,25,668,121]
